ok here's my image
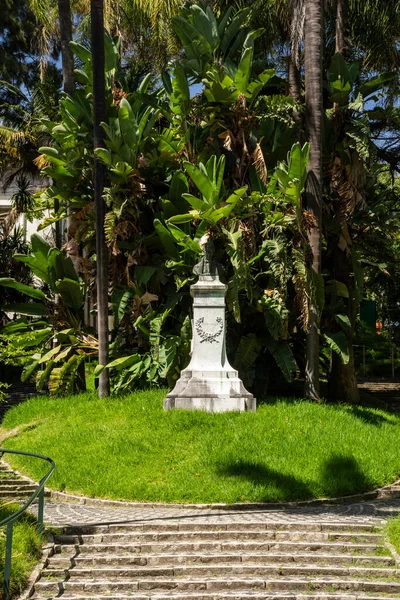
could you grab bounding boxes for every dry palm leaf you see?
[252,138,267,185]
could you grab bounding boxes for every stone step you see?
[39,564,400,580]
[48,552,395,568]
[55,540,383,556]
[31,592,400,600]
[0,478,32,485]
[0,488,49,498]
[54,530,383,545]
[0,483,38,490]
[32,577,400,596]
[62,522,381,535]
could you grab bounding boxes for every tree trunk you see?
[329,0,359,403]
[328,245,360,404]
[335,0,347,55]
[304,0,323,400]
[91,0,110,397]
[57,0,75,248]
[288,55,301,102]
[58,0,75,94]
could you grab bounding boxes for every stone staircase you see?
[0,461,40,499]
[31,520,400,599]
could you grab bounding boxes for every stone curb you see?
[17,535,54,600]
[2,455,400,512]
[46,479,400,511]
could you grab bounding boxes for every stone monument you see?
[164,236,256,413]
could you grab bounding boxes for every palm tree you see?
[304,0,323,400]
[58,0,75,94]
[91,0,110,397]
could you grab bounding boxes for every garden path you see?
[358,379,400,412]
[30,495,400,528]
[29,497,400,600]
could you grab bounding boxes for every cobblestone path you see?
[26,496,400,528]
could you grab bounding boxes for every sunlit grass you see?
[1,390,400,504]
[386,516,400,554]
[0,504,41,598]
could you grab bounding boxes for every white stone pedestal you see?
[164,274,256,413]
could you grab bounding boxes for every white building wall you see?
[0,180,55,243]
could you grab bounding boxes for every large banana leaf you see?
[55,279,84,311]
[328,53,353,106]
[184,161,214,201]
[324,332,350,364]
[14,254,49,283]
[170,65,191,117]
[235,32,255,93]
[266,339,297,382]
[111,287,135,328]
[191,5,219,52]
[154,219,179,260]
[21,353,41,383]
[48,248,79,283]
[0,278,46,301]
[10,328,52,348]
[234,333,261,370]
[3,303,49,317]
[220,8,250,56]
[118,98,138,149]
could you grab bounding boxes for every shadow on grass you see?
[217,454,376,503]
[216,460,313,502]
[320,454,374,497]
[344,405,398,427]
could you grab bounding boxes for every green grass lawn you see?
[0,505,42,598]
[386,516,400,554]
[1,390,400,504]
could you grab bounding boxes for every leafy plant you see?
[0,234,96,395]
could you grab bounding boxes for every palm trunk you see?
[288,55,301,102]
[57,0,75,248]
[304,0,323,400]
[91,0,110,397]
[328,245,360,403]
[58,0,75,94]
[335,0,347,55]
[329,0,359,404]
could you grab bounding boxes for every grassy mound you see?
[1,390,400,504]
[0,505,42,598]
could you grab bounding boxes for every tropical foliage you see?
[1,0,399,401]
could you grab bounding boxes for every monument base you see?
[164,370,256,413]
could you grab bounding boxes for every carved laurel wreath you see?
[195,317,223,344]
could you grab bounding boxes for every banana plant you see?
[167,155,247,227]
[95,311,192,392]
[170,3,281,109]
[273,142,310,207]
[37,32,123,233]
[0,234,96,395]
[96,74,165,177]
[172,4,252,77]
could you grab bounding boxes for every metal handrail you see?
[0,448,55,600]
